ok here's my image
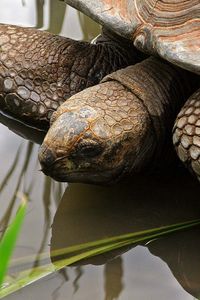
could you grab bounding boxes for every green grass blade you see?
[0,195,27,287]
[0,218,200,298]
[9,218,200,268]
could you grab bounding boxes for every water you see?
[0,1,200,299]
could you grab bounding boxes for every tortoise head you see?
[39,81,150,184]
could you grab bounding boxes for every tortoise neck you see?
[95,26,141,53]
[95,26,147,63]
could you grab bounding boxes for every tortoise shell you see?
[63,0,200,74]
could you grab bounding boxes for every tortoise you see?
[0,0,199,184]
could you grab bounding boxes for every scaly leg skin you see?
[39,57,198,184]
[173,88,200,180]
[0,24,143,128]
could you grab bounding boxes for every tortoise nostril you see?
[39,145,57,171]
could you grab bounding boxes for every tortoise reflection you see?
[0,112,46,144]
[51,170,200,299]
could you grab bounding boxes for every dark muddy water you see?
[0,1,200,300]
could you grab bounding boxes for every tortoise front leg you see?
[0,24,142,128]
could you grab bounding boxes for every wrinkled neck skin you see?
[95,26,142,53]
[0,24,143,129]
[39,57,198,185]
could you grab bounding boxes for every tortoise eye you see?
[72,140,103,158]
[79,144,102,157]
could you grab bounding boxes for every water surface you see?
[0,1,199,300]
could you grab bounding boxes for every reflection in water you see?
[0,112,46,144]
[51,269,69,300]
[149,230,200,299]
[104,257,124,300]
[0,1,199,300]
[0,141,34,233]
[73,266,83,294]
[51,172,200,299]
[31,176,52,270]
[0,146,21,195]
[0,122,65,274]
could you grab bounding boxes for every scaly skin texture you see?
[0,24,143,128]
[173,89,200,180]
[39,57,197,184]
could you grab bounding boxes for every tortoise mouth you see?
[39,142,127,184]
[39,153,125,185]
[41,163,122,184]
[45,169,116,184]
